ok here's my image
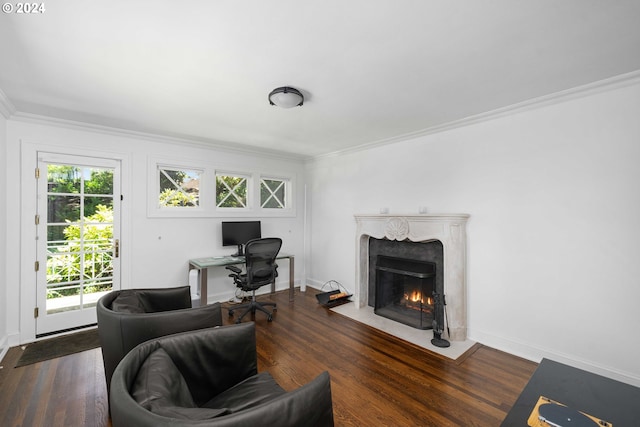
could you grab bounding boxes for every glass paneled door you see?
[36,153,121,336]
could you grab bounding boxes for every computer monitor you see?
[221,221,262,256]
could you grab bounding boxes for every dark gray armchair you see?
[110,323,334,427]
[97,286,223,395]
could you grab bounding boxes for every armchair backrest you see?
[244,238,282,287]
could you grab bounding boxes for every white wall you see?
[0,112,8,360]
[306,79,640,386]
[3,79,639,386]
[4,119,306,345]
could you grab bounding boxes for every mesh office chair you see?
[227,237,282,323]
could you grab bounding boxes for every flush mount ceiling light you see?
[268,86,304,108]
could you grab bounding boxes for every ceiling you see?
[1,1,640,159]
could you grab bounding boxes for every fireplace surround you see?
[355,214,469,341]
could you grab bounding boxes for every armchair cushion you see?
[111,292,146,313]
[132,347,229,420]
[132,347,194,409]
[202,372,285,413]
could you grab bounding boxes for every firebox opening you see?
[374,255,436,330]
[368,238,444,331]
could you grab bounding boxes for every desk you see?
[501,358,640,426]
[188,253,295,304]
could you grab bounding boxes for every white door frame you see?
[19,141,131,343]
[36,152,121,335]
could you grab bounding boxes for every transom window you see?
[216,174,248,208]
[158,167,201,208]
[148,157,295,217]
[260,178,288,209]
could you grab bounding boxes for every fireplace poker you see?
[431,291,450,348]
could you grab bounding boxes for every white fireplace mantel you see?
[354,214,470,341]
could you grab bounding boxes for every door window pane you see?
[48,195,81,223]
[84,196,113,217]
[84,168,114,195]
[47,165,81,193]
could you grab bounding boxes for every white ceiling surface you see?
[1,1,640,158]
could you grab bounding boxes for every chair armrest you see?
[225,265,242,274]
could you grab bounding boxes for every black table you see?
[501,358,640,426]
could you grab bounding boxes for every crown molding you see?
[309,69,640,162]
[9,112,306,162]
[0,87,16,119]
[5,69,640,162]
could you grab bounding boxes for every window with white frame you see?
[260,177,288,209]
[148,157,295,218]
[216,173,249,209]
[158,167,201,208]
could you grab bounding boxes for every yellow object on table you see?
[527,396,612,427]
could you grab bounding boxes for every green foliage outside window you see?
[158,168,200,207]
[47,165,114,241]
[46,205,114,299]
[159,169,187,191]
[216,175,247,208]
[159,188,199,206]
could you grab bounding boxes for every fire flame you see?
[403,291,434,306]
[408,291,423,303]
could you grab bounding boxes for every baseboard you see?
[469,328,640,388]
[306,278,338,291]
[203,278,300,305]
[0,334,8,363]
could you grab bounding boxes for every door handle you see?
[114,239,120,258]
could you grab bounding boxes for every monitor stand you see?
[231,244,244,257]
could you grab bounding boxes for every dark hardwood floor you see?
[0,287,537,426]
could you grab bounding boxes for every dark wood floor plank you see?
[0,287,537,426]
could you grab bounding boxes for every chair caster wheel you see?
[267,315,273,322]
[228,310,234,316]
[235,319,242,324]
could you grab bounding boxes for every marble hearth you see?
[354,214,470,341]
